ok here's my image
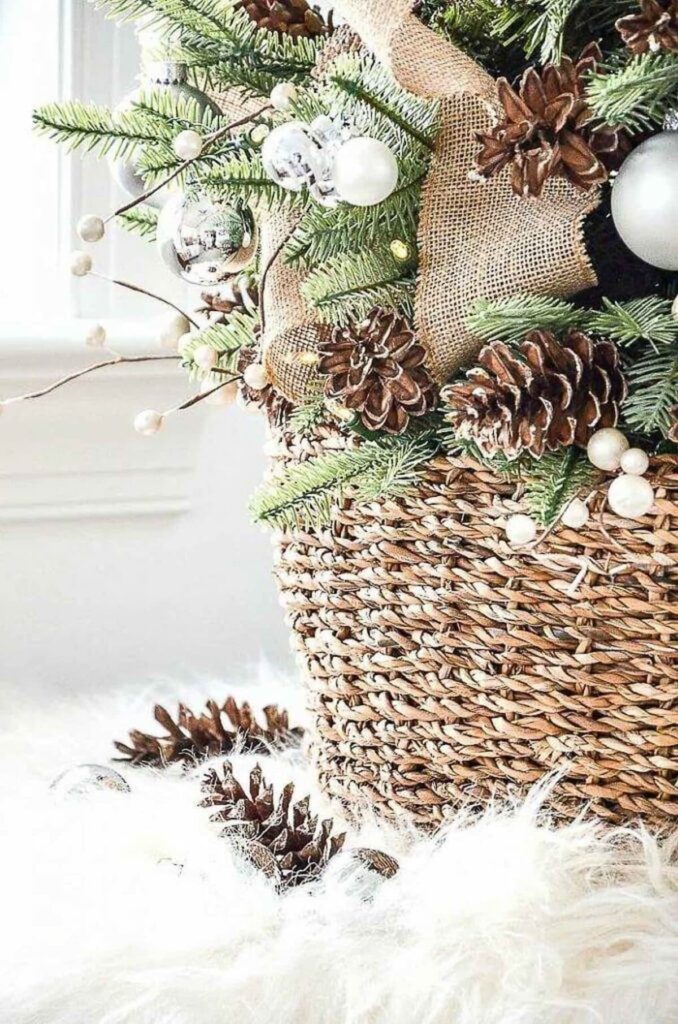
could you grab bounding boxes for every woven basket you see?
[272,429,678,830]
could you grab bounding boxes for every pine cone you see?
[114,697,303,767]
[317,308,438,435]
[197,276,259,323]
[476,44,629,197]
[617,0,678,53]
[237,0,328,38]
[202,761,346,889]
[442,329,628,459]
[237,346,294,426]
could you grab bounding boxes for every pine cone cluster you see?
[617,0,678,53]
[476,44,629,197]
[114,697,303,767]
[318,308,438,434]
[237,0,328,37]
[202,761,345,888]
[442,329,627,459]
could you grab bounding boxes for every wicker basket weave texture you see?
[272,432,678,830]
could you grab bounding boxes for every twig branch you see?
[90,273,200,328]
[168,374,242,415]
[2,354,180,405]
[259,227,296,336]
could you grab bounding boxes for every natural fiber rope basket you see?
[271,429,678,830]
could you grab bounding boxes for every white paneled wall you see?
[0,3,294,691]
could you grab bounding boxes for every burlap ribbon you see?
[261,0,600,401]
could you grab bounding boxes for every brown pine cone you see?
[668,407,678,442]
[237,0,328,38]
[476,44,630,197]
[202,761,346,889]
[114,697,303,767]
[442,329,628,459]
[317,308,438,435]
[617,0,678,53]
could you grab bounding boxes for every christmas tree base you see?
[2,669,676,1024]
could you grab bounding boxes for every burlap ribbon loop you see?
[260,0,599,401]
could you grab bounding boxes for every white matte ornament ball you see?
[243,362,269,390]
[505,513,538,546]
[194,344,218,370]
[620,447,650,476]
[77,214,105,243]
[333,137,399,207]
[134,409,164,436]
[586,427,629,471]
[607,473,655,519]
[561,498,590,529]
[70,250,93,277]
[611,132,678,271]
[85,323,107,348]
[173,129,203,160]
[270,82,298,111]
[158,312,191,350]
[50,764,131,799]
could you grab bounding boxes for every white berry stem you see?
[1,354,179,405]
[162,373,242,419]
[105,104,273,225]
[90,272,200,329]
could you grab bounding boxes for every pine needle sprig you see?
[467,294,585,346]
[250,432,438,530]
[587,298,678,349]
[181,311,258,375]
[201,150,302,210]
[522,447,598,527]
[116,204,159,241]
[623,345,678,437]
[587,52,678,132]
[287,401,328,436]
[302,249,415,326]
[32,101,158,158]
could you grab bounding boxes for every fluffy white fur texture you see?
[2,669,677,1024]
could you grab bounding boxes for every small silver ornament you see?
[157,193,258,286]
[50,764,131,799]
[109,62,221,207]
[307,113,356,208]
[261,121,325,192]
[611,132,678,271]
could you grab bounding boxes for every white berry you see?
[620,447,650,476]
[194,344,218,370]
[243,362,269,390]
[134,409,164,436]
[608,474,655,519]
[173,129,203,160]
[561,498,589,529]
[200,378,237,406]
[77,214,105,243]
[270,82,298,111]
[70,251,93,277]
[250,122,271,145]
[85,323,107,348]
[158,312,191,351]
[586,427,629,471]
[505,513,537,546]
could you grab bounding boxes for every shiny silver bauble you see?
[611,131,678,271]
[157,193,258,286]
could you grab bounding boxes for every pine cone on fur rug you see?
[114,698,303,767]
[202,760,347,888]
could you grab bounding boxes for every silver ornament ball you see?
[50,764,131,799]
[261,121,325,192]
[611,132,678,271]
[157,193,258,286]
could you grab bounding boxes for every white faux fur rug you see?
[2,669,677,1024]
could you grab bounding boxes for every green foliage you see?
[587,298,678,349]
[116,204,159,241]
[587,52,678,132]
[250,432,438,530]
[33,101,157,157]
[467,294,584,346]
[623,345,678,438]
[287,401,328,437]
[181,311,257,375]
[490,0,634,62]
[200,150,301,210]
[521,447,597,527]
[301,248,415,326]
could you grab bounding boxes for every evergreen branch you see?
[587,52,678,132]
[181,311,258,374]
[116,204,159,241]
[89,0,236,44]
[250,432,437,530]
[287,401,328,437]
[586,297,678,348]
[467,294,585,346]
[302,249,415,325]
[522,447,597,527]
[623,345,678,437]
[200,150,301,210]
[32,101,158,157]
[492,0,634,61]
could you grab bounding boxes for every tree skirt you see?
[2,670,677,1024]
